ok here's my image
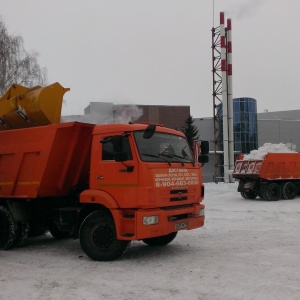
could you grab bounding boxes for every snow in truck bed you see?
[243,143,296,160]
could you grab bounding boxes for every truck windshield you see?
[134,131,194,164]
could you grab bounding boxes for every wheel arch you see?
[3,199,29,222]
[80,189,119,209]
[79,203,111,225]
[79,189,119,229]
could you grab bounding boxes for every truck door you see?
[90,133,139,208]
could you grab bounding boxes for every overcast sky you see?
[1,0,299,118]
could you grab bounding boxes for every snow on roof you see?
[243,143,296,160]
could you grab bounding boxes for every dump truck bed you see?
[0,122,94,198]
[233,153,300,180]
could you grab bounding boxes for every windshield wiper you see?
[142,153,171,165]
[159,153,185,166]
[172,154,195,166]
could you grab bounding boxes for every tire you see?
[48,222,72,239]
[80,210,130,261]
[266,183,281,201]
[258,186,268,199]
[282,182,297,200]
[244,190,257,200]
[241,191,248,199]
[0,206,20,250]
[15,222,30,248]
[142,232,178,246]
[258,190,266,199]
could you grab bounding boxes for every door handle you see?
[96,175,104,180]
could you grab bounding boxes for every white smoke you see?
[114,105,143,124]
[61,104,143,125]
[225,0,265,19]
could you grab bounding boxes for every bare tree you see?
[0,18,47,95]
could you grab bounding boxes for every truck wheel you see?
[80,210,130,261]
[0,206,19,250]
[242,190,257,200]
[241,191,248,199]
[266,183,281,201]
[258,186,268,199]
[15,222,30,247]
[258,190,266,199]
[282,182,297,200]
[142,232,178,246]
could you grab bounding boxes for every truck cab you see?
[79,123,208,260]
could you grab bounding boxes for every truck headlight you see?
[143,216,159,225]
[198,208,205,217]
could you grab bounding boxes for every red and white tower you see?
[212,12,234,183]
[227,18,235,182]
[220,12,230,182]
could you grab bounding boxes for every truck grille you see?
[170,189,188,201]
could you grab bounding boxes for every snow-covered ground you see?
[1,183,300,300]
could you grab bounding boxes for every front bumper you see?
[111,203,205,240]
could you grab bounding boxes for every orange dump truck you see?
[232,153,300,201]
[0,90,209,260]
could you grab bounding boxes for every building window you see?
[218,98,258,154]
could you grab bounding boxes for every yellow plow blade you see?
[0,82,69,130]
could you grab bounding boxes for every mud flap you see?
[238,180,256,192]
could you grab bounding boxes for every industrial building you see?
[257,110,300,150]
[62,102,189,131]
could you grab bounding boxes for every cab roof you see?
[92,122,185,137]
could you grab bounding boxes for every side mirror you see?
[200,141,209,155]
[143,124,156,139]
[198,155,209,164]
[193,140,209,163]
